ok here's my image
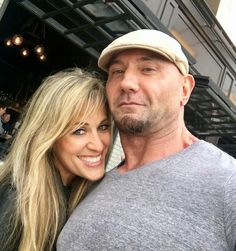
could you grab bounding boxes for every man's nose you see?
[120,69,140,93]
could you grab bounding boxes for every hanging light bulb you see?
[12,34,24,46]
[20,48,30,57]
[4,38,13,47]
[38,53,47,62]
[34,44,45,55]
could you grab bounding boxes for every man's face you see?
[2,113,10,123]
[106,49,189,135]
[0,107,6,117]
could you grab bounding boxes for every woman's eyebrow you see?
[100,118,109,124]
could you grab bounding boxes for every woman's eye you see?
[73,128,86,135]
[99,124,110,131]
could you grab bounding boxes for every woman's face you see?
[53,106,111,185]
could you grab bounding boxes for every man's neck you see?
[118,125,198,173]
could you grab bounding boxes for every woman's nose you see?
[87,133,104,152]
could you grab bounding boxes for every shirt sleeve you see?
[224,170,236,251]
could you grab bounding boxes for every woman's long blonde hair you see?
[0,68,110,251]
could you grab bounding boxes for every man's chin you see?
[115,117,146,134]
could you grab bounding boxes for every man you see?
[1,112,12,134]
[0,102,7,135]
[57,30,236,250]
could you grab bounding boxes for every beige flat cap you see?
[98,29,189,75]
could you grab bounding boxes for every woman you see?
[0,68,112,251]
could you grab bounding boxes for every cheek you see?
[103,133,112,149]
[53,139,65,155]
[106,81,117,96]
[54,137,84,155]
[67,139,88,154]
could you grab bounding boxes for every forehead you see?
[109,49,170,68]
[74,105,108,123]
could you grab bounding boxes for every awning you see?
[16,0,195,64]
[185,75,236,157]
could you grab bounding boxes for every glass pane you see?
[222,72,233,97]
[229,83,236,106]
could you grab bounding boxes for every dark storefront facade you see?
[0,0,235,166]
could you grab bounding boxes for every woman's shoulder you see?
[0,176,16,220]
[0,175,17,230]
[0,177,19,251]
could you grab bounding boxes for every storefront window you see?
[204,0,236,46]
[204,0,221,15]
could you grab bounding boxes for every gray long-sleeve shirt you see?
[0,120,4,135]
[57,140,236,251]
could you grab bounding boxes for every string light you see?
[12,34,23,46]
[20,48,30,57]
[4,34,47,62]
[38,54,47,62]
[34,44,45,55]
[4,38,13,47]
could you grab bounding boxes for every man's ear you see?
[181,74,195,106]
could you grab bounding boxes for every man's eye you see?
[98,124,110,131]
[115,69,124,74]
[143,67,155,72]
[109,68,124,75]
[73,128,85,135]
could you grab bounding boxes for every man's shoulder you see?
[199,140,236,159]
[196,140,236,175]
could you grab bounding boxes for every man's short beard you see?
[115,116,150,135]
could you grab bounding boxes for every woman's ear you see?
[181,74,195,106]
